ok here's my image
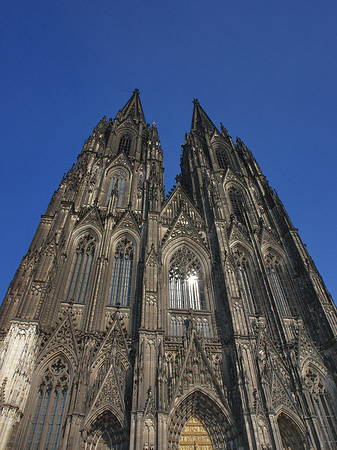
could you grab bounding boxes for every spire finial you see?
[133,88,140,94]
[193,98,199,105]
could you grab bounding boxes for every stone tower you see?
[0,90,336,449]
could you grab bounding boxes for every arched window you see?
[277,413,306,450]
[27,357,70,450]
[265,252,291,316]
[228,186,245,223]
[215,146,229,168]
[233,248,256,314]
[106,169,127,208]
[109,238,134,306]
[195,317,210,338]
[66,233,96,303]
[118,134,131,155]
[169,247,206,310]
[303,368,337,446]
[170,316,188,337]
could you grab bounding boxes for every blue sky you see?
[1,0,336,302]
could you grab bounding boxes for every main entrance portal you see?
[179,416,213,449]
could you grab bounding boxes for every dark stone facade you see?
[0,90,336,449]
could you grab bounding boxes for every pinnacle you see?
[191,98,216,134]
[117,89,146,123]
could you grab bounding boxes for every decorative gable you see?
[162,209,207,251]
[113,210,141,236]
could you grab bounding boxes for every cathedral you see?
[0,89,336,450]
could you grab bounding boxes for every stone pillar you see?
[0,320,39,449]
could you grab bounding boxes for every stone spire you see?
[191,98,217,135]
[116,88,146,124]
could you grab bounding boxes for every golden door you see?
[179,416,213,450]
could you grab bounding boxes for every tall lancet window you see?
[109,238,134,306]
[265,251,291,316]
[215,146,229,168]
[27,357,70,450]
[66,233,96,303]
[233,248,256,314]
[228,186,245,223]
[118,134,131,155]
[169,247,206,310]
[106,169,128,208]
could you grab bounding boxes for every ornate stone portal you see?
[0,90,336,449]
[179,416,213,449]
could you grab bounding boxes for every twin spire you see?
[117,90,219,135]
[117,88,146,124]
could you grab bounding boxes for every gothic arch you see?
[83,407,128,450]
[225,181,258,226]
[162,237,211,281]
[63,230,99,304]
[168,389,235,450]
[103,232,139,308]
[162,238,215,339]
[17,352,74,449]
[230,244,259,314]
[213,142,230,169]
[276,410,307,450]
[263,246,296,317]
[104,165,132,208]
[301,363,337,445]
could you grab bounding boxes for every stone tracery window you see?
[233,248,256,314]
[215,146,229,169]
[27,357,70,450]
[106,169,128,208]
[304,367,337,445]
[109,238,134,307]
[118,134,131,155]
[66,233,96,303]
[228,186,245,223]
[169,247,206,310]
[265,251,291,316]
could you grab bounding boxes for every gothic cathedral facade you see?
[0,90,336,450]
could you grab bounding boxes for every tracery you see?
[66,233,96,303]
[169,247,206,310]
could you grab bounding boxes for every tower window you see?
[118,135,131,155]
[233,248,257,314]
[27,357,70,450]
[66,234,96,303]
[228,186,245,223]
[215,147,229,168]
[169,247,206,310]
[109,238,134,306]
[106,170,127,208]
[265,252,291,316]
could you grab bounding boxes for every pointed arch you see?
[301,364,337,444]
[263,247,294,317]
[276,411,307,450]
[231,245,258,314]
[65,231,97,303]
[214,144,230,169]
[20,353,73,450]
[227,184,246,223]
[109,237,134,306]
[105,233,138,309]
[105,167,130,208]
[118,134,132,155]
[83,408,128,450]
[168,246,205,310]
[168,389,235,449]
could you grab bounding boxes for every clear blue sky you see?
[1,0,336,302]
